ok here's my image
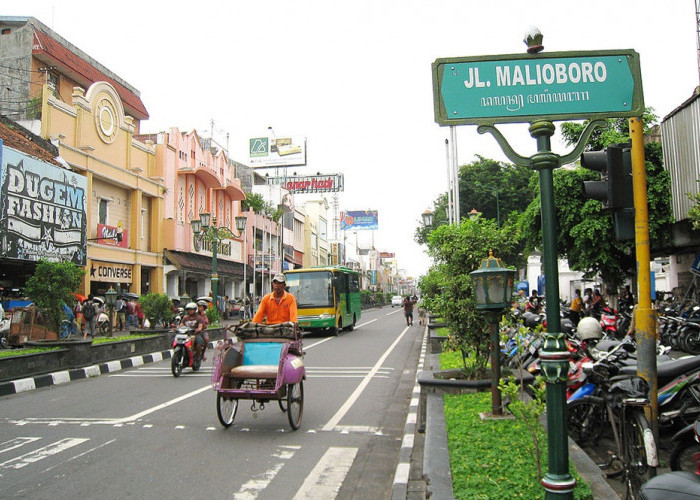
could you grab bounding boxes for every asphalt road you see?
[0,306,423,499]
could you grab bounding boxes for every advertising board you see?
[340,210,378,231]
[249,135,307,168]
[0,145,87,265]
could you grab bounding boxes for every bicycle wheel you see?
[623,410,657,497]
[286,382,304,431]
[217,393,238,428]
[670,438,700,473]
[567,397,606,445]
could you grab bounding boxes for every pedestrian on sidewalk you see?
[402,295,414,326]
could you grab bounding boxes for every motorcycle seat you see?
[619,355,700,382]
[640,471,700,499]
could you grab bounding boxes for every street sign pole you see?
[432,41,644,499]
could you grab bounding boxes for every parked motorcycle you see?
[669,417,700,473]
[171,325,202,377]
[643,418,700,498]
[96,311,110,335]
[0,316,9,348]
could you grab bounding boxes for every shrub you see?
[138,292,174,328]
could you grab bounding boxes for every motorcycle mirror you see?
[622,342,636,353]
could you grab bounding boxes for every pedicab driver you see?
[252,273,298,324]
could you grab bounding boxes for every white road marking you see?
[293,447,358,500]
[43,439,116,472]
[0,437,41,454]
[232,445,300,499]
[322,326,410,431]
[0,438,89,469]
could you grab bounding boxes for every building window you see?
[141,208,147,239]
[98,198,109,225]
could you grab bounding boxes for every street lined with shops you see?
[0,307,422,499]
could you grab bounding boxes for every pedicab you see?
[211,321,305,430]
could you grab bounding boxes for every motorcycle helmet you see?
[185,302,198,311]
[577,316,602,341]
[196,300,208,307]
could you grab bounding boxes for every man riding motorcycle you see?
[182,302,205,360]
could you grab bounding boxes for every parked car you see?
[391,296,403,307]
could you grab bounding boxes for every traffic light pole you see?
[629,117,658,439]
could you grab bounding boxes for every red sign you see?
[97,224,128,247]
[278,174,344,194]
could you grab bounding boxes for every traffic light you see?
[581,143,634,241]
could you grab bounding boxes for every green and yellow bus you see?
[284,265,361,335]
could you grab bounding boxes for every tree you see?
[415,156,535,247]
[139,292,174,328]
[419,215,520,378]
[242,192,265,213]
[520,111,673,290]
[24,260,85,334]
[458,156,536,223]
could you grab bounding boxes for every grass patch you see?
[91,334,160,345]
[0,347,61,358]
[445,392,592,499]
[435,326,450,337]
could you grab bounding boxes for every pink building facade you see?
[143,128,248,301]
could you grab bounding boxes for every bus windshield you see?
[285,271,334,308]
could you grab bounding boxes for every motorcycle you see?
[642,418,700,498]
[669,417,700,473]
[171,325,202,377]
[0,316,9,348]
[96,311,110,335]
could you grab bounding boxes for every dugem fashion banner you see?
[0,147,87,265]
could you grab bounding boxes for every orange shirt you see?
[252,291,298,324]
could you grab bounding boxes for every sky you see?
[5,1,699,279]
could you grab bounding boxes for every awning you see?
[164,250,252,279]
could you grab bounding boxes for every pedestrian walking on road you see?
[402,295,414,326]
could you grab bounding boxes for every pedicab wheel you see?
[278,398,287,412]
[171,348,183,377]
[286,381,304,430]
[217,393,238,428]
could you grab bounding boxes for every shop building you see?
[0,16,164,296]
[143,128,248,301]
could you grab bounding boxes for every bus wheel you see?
[346,315,355,332]
[333,319,342,336]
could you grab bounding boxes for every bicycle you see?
[567,342,658,499]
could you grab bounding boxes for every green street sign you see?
[432,49,644,126]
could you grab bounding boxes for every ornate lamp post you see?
[469,251,515,416]
[191,212,247,314]
[104,286,118,335]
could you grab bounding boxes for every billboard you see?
[0,145,87,265]
[268,173,344,194]
[249,135,307,168]
[340,210,379,231]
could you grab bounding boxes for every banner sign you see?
[90,261,133,283]
[379,252,395,259]
[340,210,379,231]
[97,223,128,248]
[432,49,643,126]
[268,173,344,194]
[249,135,307,168]
[0,146,87,265]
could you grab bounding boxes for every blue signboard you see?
[433,49,643,126]
[340,210,379,231]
